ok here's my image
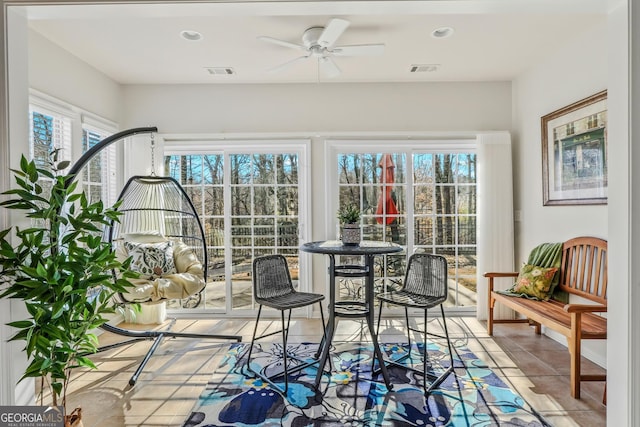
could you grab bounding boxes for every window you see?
[165,153,226,308]
[330,141,477,310]
[29,106,72,197]
[81,124,116,206]
[163,139,310,314]
[412,153,477,307]
[29,92,118,205]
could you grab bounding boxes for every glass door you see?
[163,139,310,315]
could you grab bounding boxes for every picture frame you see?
[541,90,607,206]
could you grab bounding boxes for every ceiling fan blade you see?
[258,36,307,52]
[267,55,310,73]
[319,56,341,78]
[318,18,350,48]
[331,44,385,56]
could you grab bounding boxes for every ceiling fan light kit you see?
[258,18,384,78]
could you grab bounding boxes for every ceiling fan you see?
[258,18,385,78]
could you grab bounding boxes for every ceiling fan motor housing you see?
[303,26,328,49]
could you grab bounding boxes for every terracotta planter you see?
[341,224,361,246]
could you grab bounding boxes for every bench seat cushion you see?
[492,292,607,339]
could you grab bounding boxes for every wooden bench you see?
[485,236,607,399]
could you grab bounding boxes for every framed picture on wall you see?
[541,90,607,206]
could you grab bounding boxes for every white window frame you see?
[326,138,477,315]
[29,90,118,202]
[29,92,73,172]
[81,115,118,206]
[163,135,312,317]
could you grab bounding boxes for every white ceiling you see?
[23,1,607,85]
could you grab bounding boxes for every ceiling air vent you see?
[410,64,440,73]
[205,67,235,75]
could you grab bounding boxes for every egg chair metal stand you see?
[67,127,240,386]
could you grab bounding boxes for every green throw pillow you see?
[511,263,559,301]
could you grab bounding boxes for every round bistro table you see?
[300,240,403,389]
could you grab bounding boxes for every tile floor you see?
[61,316,606,426]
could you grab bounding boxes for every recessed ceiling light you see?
[180,30,203,41]
[432,27,454,39]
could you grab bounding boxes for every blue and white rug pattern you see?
[183,341,549,426]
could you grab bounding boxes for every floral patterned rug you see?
[183,341,549,426]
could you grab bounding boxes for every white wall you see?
[512,22,608,261]
[511,21,608,365]
[122,82,511,133]
[28,29,123,124]
[607,0,634,424]
[2,7,33,407]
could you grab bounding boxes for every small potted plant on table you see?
[337,204,361,246]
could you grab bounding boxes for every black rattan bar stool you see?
[245,254,327,394]
[376,253,455,394]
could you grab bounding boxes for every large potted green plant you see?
[0,151,133,426]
